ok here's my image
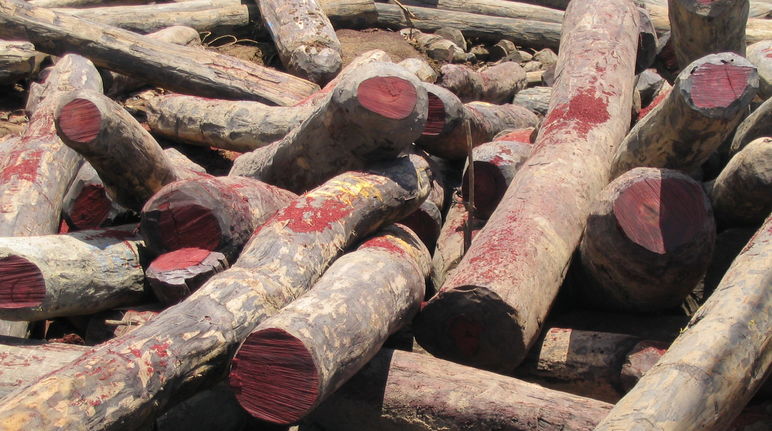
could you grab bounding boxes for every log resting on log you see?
[430,194,485,290]
[0,155,430,430]
[146,248,229,306]
[594,213,772,431]
[397,0,565,24]
[0,0,319,105]
[730,96,772,157]
[399,198,442,252]
[229,224,430,424]
[61,162,131,231]
[230,62,428,193]
[397,57,437,83]
[610,52,758,180]
[438,62,527,104]
[400,29,469,63]
[746,40,772,100]
[310,348,613,431]
[0,41,39,85]
[414,0,639,373]
[0,225,145,321]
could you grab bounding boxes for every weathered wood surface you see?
[84,305,161,345]
[399,199,442,251]
[397,57,437,83]
[310,348,613,431]
[430,194,485,290]
[230,62,428,193]
[146,248,229,306]
[0,0,319,105]
[0,155,430,430]
[318,0,378,28]
[594,213,772,431]
[730,96,772,157]
[438,62,527,103]
[513,85,551,115]
[61,162,129,231]
[0,41,39,85]
[30,0,148,7]
[400,29,468,63]
[746,40,772,99]
[547,309,690,343]
[398,0,565,23]
[229,224,429,424]
[610,53,758,180]
[0,225,145,321]
[644,1,770,44]
[414,0,639,373]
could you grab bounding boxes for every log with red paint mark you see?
[0,155,431,430]
[399,199,443,252]
[0,225,146,321]
[230,62,428,193]
[146,248,229,306]
[430,194,485,291]
[579,168,715,312]
[228,224,430,424]
[140,176,296,262]
[414,0,639,373]
[438,61,527,104]
[594,213,772,431]
[84,305,161,345]
[611,52,758,179]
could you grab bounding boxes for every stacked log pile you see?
[0,0,769,430]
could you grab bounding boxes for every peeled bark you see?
[146,248,229,305]
[229,224,430,424]
[610,52,758,180]
[0,155,430,431]
[0,40,39,85]
[0,225,146,321]
[746,40,771,99]
[594,213,772,431]
[414,0,639,373]
[438,62,527,104]
[230,62,428,193]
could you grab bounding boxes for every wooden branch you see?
[438,62,527,103]
[414,0,639,373]
[730,96,772,156]
[146,248,229,305]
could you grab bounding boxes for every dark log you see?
[228,224,430,424]
[636,6,658,73]
[594,214,772,431]
[140,176,297,262]
[310,348,613,431]
[0,40,40,85]
[230,62,428,193]
[746,40,771,99]
[645,1,770,44]
[430,194,485,290]
[635,78,671,121]
[414,0,639,373]
[0,225,146,321]
[635,68,666,107]
[399,199,442,252]
[438,62,527,104]
[318,0,379,29]
[400,29,469,63]
[512,86,551,115]
[0,0,319,105]
[619,340,668,392]
[0,155,430,430]
[546,309,690,342]
[146,248,229,306]
[709,137,772,227]
[397,57,437,83]
[730,92,772,156]
[610,53,758,179]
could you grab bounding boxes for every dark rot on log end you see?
[422,92,446,136]
[0,256,46,309]
[148,247,213,272]
[688,63,756,110]
[462,162,508,219]
[613,177,709,255]
[229,328,319,425]
[357,76,417,120]
[153,204,222,252]
[57,98,102,144]
[67,184,112,230]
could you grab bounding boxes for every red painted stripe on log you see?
[539,88,610,140]
[689,63,755,109]
[357,77,417,120]
[271,198,351,233]
[422,92,446,135]
[613,177,708,254]
[462,162,507,218]
[229,328,319,424]
[68,184,111,229]
[0,256,45,308]
[149,248,212,271]
[0,149,43,183]
[57,98,102,143]
[156,204,221,251]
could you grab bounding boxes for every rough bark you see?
[610,52,758,180]
[414,0,639,373]
[667,0,749,69]
[230,62,428,193]
[310,348,613,431]
[730,97,772,157]
[0,225,146,321]
[438,62,527,103]
[594,213,772,431]
[30,0,149,7]
[512,86,551,115]
[430,194,484,291]
[140,176,297,262]
[635,68,666,107]
[0,41,39,85]
[746,40,771,99]
[399,199,442,252]
[400,29,469,63]
[709,137,772,227]
[146,248,229,306]
[0,155,430,431]
[228,224,430,424]
[0,0,320,105]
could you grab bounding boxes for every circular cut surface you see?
[689,63,754,109]
[422,92,446,135]
[0,256,46,308]
[357,76,417,120]
[58,98,102,143]
[149,247,213,271]
[156,204,222,252]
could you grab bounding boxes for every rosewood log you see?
[398,0,565,23]
[430,194,485,290]
[512,86,551,115]
[730,96,772,157]
[318,0,378,29]
[746,40,771,99]
[0,40,39,85]
[400,29,468,63]
[438,62,527,104]
[414,0,639,373]
[397,57,437,83]
[61,162,130,231]
[146,248,229,306]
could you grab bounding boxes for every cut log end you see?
[229,328,319,425]
[149,247,214,271]
[422,92,446,136]
[462,162,508,219]
[687,62,756,110]
[152,204,222,252]
[357,76,417,120]
[57,98,102,144]
[67,184,112,229]
[613,177,709,255]
[0,256,46,309]
[146,248,228,305]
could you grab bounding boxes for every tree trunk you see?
[0,40,39,85]
[730,96,772,156]
[140,176,297,262]
[547,309,690,342]
[594,213,772,431]
[61,162,131,231]
[746,40,771,99]
[438,62,527,104]
[513,86,551,115]
[0,225,146,321]
[310,348,613,431]
[318,0,378,29]
[0,0,319,105]
[229,62,427,193]
[146,248,229,306]
[398,0,565,23]
[229,224,430,424]
[430,194,485,290]
[610,52,758,180]
[0,155,430,431]
[414,0,639,373]
[30,0,148,7]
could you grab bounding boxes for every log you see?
[399,199,442,251]
[610,52,758,180]
[430,194,485,290]
[709,137,772,227]
[397,57,437,83]
[636,6,658,73]
[0,225,146,321]
[230,62,428,193]
[547,309,690,342]
[731,97,772,160]
[310,348,613,431]
[140,176,297,262]
[318,0,379,28]
[0,0,320,105]
[30,0,149,7]
[438,62,527,104]
[667,0,749,69]
[228,224,430,424]
[746,40,772,100]
[257,0,341,85]
[84,304,161,345]
[594,213,772,431]
[0,40,39,85]
[635,68,666,107]
[0,155,430,430]
[61,162,131,231]
[512,85,551,115]
[619,340,668,392]
[579,167,715,312]
[397,0,565,24]
[146,248,229,305]
[400,29,469,63]
[414,0,639,373]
